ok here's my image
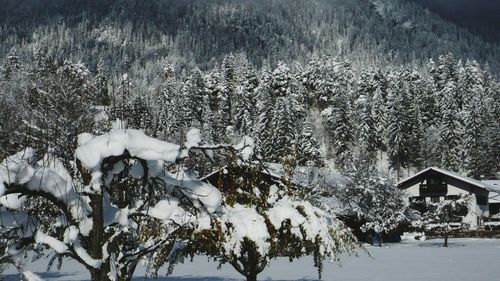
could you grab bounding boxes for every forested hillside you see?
[1,0,499,181]
[1,50,499,180]
[1,0,499,72]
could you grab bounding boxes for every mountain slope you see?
[0,0,498,72]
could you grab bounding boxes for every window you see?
[446,195,460,201]
[420,177,447,196]
[409,197,424,203]
[431,196,440,203]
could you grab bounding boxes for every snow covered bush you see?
[410,194,471,247]
[0,128,223,281]
[335,159,408,246]
[188,159,358,281]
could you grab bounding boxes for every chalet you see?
[397,167,500,228]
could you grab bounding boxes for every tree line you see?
[1,50,498,181]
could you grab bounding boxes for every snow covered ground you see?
[4,238,500,281]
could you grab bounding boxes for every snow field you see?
[4,239,500,281]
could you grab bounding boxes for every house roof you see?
[482,180,500,192]
[397,167,496,192]
[483,180,500,204]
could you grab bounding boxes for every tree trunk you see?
[246,273,257,281]
[444,235,448,247]
[90,269,110,281]
[378,232,382,247]
[89,193,111,281]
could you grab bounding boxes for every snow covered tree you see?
[355,93,378,165]
[191,158,358,281]
[437,81,461,171]
[411,195,471,247]
[184,69,207,125]
[327,89,353,171]
[461,94,484,179]
[23,59,96,164]
[253,81,274,160]
[0,129,223,281]
[109,73,134,124]
[385,71,410,180]
[269,97,297,162]
[233,86,254,136]
[152,70,180,141]
[337,158,407,246]
[271,62,293,97]
[371,87,387,154]
[93,58,110,106]
[128,94,153,133]
[301,56,325,105]
[2,48,21,80]
[215,79,233,142]
[296,119,322,166]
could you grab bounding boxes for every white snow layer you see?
[0,151,92,234]
[163,170,222,214]
[266,199,336,246]
[0,148,37,196]
[233,136,254,161]
[76,129,181,170]
[147,197,189,224]
[22,271,45,281]
[34,231,69,254]
[0,193,26,210]
[222,205,270,256]
[185,128,203,149]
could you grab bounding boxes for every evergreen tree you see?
[270,97,297,162]
[2,48,21,80]
[438,81,461,171]
[153,70,179,141]
[407,71,426,169]
[233,86,254,135]
[297,119,322,166]
[128,95,153,133]
[371,87,387,154]
[356,93,378,165]
[110,73,133,123]
[93,58,110,106]
[386,71,409,180]
[24,59,96,163]
[253,82,274,160]
[271,62,293,97]
[215,79,233,142]
[462,95,483,178]
[328,90,353,171]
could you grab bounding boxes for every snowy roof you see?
[482,180,500,192]
[483,181,500,204]
[398,167,497,192]
[488,192,500,204]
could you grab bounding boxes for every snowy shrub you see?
[187,159,358,281]
[410,194,472,247]
[334,158,408,246]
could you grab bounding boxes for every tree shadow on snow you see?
[417,242,466,248]
[3,271,85,281]
[132,277,319,281]
[132,277,238,281]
